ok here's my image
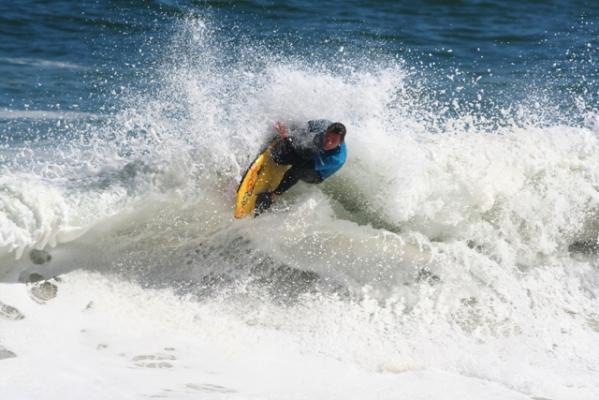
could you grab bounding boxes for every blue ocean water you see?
[1,0,597,123]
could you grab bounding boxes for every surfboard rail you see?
[234,140,290,218]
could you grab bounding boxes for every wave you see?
[1,16,598,271]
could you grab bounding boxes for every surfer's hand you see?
[274,121,288,139]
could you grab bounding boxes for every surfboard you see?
[234,138,290,218]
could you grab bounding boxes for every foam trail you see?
[0,57,87,70]
[0,109,101,120]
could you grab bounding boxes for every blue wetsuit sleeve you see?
[314,143,347,180]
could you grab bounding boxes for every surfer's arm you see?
[272,121,318,161]
[274,121,289,139]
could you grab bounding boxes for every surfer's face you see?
[323,132,343,151]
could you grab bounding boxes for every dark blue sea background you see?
[1,0,598,139]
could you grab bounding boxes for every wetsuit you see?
[270,119,347,195]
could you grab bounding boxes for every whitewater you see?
[1,17,599,400]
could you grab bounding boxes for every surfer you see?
[255,119,347,213]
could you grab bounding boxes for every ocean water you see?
[1,1,599,399]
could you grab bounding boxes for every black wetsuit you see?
[270,137,324,195]
[271,119,341,195]
[254,119,346,215]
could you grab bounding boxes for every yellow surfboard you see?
[234,139,290,218]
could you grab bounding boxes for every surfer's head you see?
[323,122,346,151]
